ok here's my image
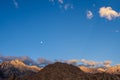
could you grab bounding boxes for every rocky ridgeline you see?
[16,62,120,80]
[0,60,120,80]
[0,60,41,80]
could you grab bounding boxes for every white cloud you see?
[65,59,111,67]
[80,59,102,66]
[58,0,64,4]
[103,61,112,67]
[115,30,119,33]
[65,59,80,65]
[99,7,120,20]
[13,0,19,8]
[87,10,93,19]
[37,58,52,65]
[64,4,74,10]
[49,0,74,10]
[0,54,112,67]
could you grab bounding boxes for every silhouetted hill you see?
[17,62,91,80]
[17,62,120,80]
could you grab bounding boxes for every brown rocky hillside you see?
[16,62,120,80]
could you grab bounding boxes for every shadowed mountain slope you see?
[0,60,41,79]
[0,60,120,80]
[17,62,91,80]
[16,62,120,80]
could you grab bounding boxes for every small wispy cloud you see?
[13,0,19,8]
[37,58,53,66]
[0,54,112,67]
[0,55,51,66]
[99,7,120,20]
[115,30,119,33]
[80,59,102,67]
[64,4,73,10]
[103,61,112,67]
[86,10,93,19]
[49,0,74,10]
[58,0,64,4]
[64,59,80,65]
[65,59,112,67]
[0,55,37,65]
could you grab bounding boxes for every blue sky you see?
[0,0,120,64]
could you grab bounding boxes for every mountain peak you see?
[27,62,87,80]
[0,59,41,79]
[10,59,26,66]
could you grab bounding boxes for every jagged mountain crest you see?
[16,62,120,80]
[10,59,26,66]
[0,60,120,80]
[0,59,41,79]
[79,65,120,74]
[0,59,41,72]
[106,65,120,74]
